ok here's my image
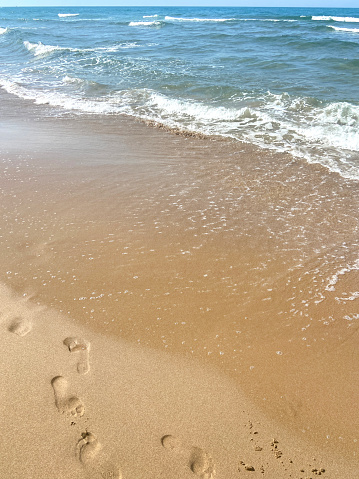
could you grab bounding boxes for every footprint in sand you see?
[8,316,32,337]
[51,376,85,417]
[161,435,215,479]
[63,337,91,375]
[76,432,122,479]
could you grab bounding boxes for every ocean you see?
[1,6,359,180]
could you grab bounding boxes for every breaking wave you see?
[329,25,359,33]
[58,13,79,18]
[312,15,359,22]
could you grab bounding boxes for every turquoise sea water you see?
[1,6,359,179]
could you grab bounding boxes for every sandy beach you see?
[1,89,358,478]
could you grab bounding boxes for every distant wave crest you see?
[58,13,79,18]
[329,25,359,33]
[0,27,8,35]
[129,21,163,27]
[164,16,235,22]
[312,15,359,22]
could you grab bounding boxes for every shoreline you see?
[1,89,359,477]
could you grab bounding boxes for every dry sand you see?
[0,90,358,478]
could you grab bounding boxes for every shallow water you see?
[1,90,358,458]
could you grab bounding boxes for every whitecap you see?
[329,25,359,33]
[24,39,141,57]
[58,13,79,18]
[312,15,359,22]
[62,75,86,85]
[259,19,297,22]
[129,21,162,27]
[143,15,158,18]
[23,40,62,57]
[238,18,296,23]
[91,42,140,52]
[0,27,8,35]
[164,16,235,22]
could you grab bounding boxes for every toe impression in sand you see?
[8,317,32,337]
[63,336,91,374]
[76,432,122,479]
[76,432,102,464]
[51,376,85,417]
[162,435,215,479]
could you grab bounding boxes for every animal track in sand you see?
[76,432,122,479]
[8,316,32,337]
[63,336,91,374]
[161,434,215,478]
[51,376,85,417]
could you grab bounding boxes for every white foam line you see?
[58,13,79,18]
[1,79,358,181]
[326,259,359,292]
[129,21,162,27]
[164,16,235,22]
[312,15,359,22]
[238,18,297,22]
[23,40,139,57]
[329,25,359,33]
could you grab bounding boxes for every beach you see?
[1,88,359,478]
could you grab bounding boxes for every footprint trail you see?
[76,432,123,479]
[51,376,85,417]
[63,336,91,374]
[162,435,215,478]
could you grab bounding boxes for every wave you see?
[61,75,109,94]
[23,40,140,57]
[129,21,163,27]
[257,19,297,22]
[0,78,117,114]
[164,16,235,22]
[0,27,8,34]
[329,25,359,33]
[58,13,79,18]
[143,15,158,18]
[137,91,359,179]
[1,78,358,180]
[62,75,86,85]
[23,40,63,57]
[312,16,359,22]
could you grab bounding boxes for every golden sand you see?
[0,91,358,478]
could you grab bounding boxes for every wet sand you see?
[0,89,358,478]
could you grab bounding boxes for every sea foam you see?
[23,41,62,57]
[23,39,140,57]
[58,13,79,18]
[329,25,359,33]
[129,21,163,27]
[312,16,359,22]
[164,16,235,22]
[0,27,8,35]
[325,258,359,292]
